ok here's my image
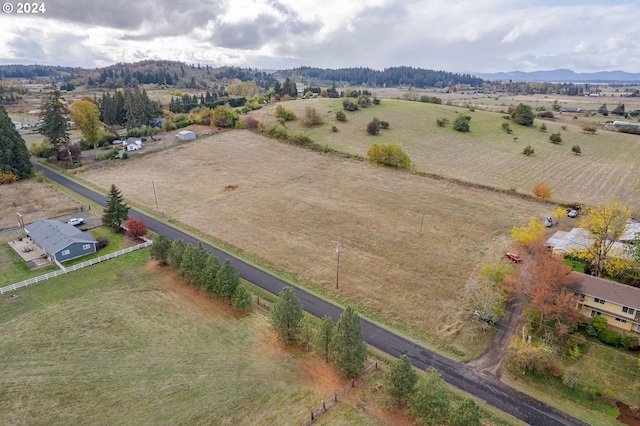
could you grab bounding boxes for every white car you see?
[67,218,84,226]
[568,210,579,218]
[544,217,553,227]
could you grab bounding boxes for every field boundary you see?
[0,239,152,295]
[303,361,379,425]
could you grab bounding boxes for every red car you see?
[506,252,522,263]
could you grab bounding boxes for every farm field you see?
[0,250,392,426]
[77,130,550,355]
[250,98,640,213]
[0,178,85,231]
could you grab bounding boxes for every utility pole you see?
[152,181,159,210]
[335,242,341,289]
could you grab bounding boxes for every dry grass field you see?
[78,130,549,354]
[0,179,84,231]
[250,98,640,213]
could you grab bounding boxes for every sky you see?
[0,0,639,74]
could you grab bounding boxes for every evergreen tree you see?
[451,398,482,426]
[313,314,335,363]
[408,367,451,426]
[180,242,209,286]
[150,234,171,265]
[202,253,221,296]
[0,103,33,179]
[270,286,303,345]
[330,306,367,378]
[178,244,196,281]
[213,259,240,303]
[168,239,187,271]
[384,354,418,407]
[232,283,252,312]
[38,83,70,160]
[103,184,129,229]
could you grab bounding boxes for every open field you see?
[0,250,387,425]
[250,98,640,213]
[0,179,85,231]
[77,130,550,355]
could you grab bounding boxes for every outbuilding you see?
[25,219,97,263]
[176,130,196,141]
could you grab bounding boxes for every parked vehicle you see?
[505,252,522,263]
[544,217,553,227]
[67,218,84,226]
[568,209,579,218]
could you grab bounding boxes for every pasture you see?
[77,130,549,355]
[250,98,640,213]
[0,250,389,425]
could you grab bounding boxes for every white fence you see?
[0,240,152,295]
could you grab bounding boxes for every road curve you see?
[34,163,588,426]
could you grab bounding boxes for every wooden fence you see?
[0,240,152,295]
[303,361,378,425]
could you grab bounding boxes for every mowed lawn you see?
[251,98,640,213]
[0,250,386,426]
[78,130,549,354]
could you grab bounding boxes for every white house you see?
[12,121,22,130]
[176,130,196,141]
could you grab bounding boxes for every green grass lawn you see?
[0,250,381,425]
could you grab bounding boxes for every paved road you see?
[34,163,588,426]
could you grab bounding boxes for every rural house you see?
[176,130,196,141]
[571,273,640,338]
[547,227,629,258]
[125,138,143,151]
[25,219,97,262]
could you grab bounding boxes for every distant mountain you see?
[475,69,640,83]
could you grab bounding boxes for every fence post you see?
[351,378,355,387]
[322,400,326,411]
[311,412,314,421]
[334,393,337,402]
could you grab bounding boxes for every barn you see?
[176,130,196,141]
[25,219,97,263]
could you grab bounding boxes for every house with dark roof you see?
[571,273,640,337]
[25,219,97,262]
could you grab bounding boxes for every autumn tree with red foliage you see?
[506,237,583,340]
[126,217,148,239]
[532,184,551,199]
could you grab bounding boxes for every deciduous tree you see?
[125,217,148,239]
[579,200,632,277]
[572,145,582,155]
[451,398,482,426]
[70,98,101,157]
[103,184,129,229]
[270,286,303,345]
[366,121,379,135]
[330,306,367,378]
[0,103,32,179]
[511,216,545,246]
[532,183,551,199]
[384,354,418,407]
[408,367,451,426]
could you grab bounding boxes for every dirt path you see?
[465,285,526,378]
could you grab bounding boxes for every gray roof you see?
[570,272,640,310]
[25,219,97,255]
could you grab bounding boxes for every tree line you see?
[288,66,483,88]
[98,87,162,130]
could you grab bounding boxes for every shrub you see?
[453,115,470,132]
[532,184,551,198]
[501,122,512,133]
[342,99,358,111]
[244,116,260,130]
[621,334,639,350]
[599,329,622,346]
[96,237,109,250]
[549,132,562,144]
[331,125,338,132]
[539,123,547,132]
[436,118,446,127]
[367,144,411,169]
[357,96,371,108]
[29,141,55,158]
[582,124,597,134]
[275,105,296,121]
[537,111,555,118]
[572,145,581,155]
[511,103,535,126]
[366,121,379,135]
[591,315,608,334]
[562,366,584,389]
[125,217,148,239]
[0,170,18,184]
[262,123,288,139]
[522,145,535,156]
[379,120,389,129]
[335,110,346,121]
[301,107,323,127]
[289,134,314,147]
